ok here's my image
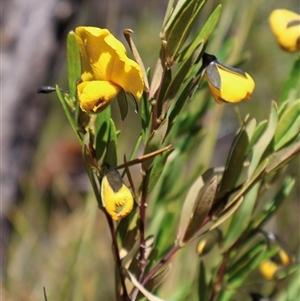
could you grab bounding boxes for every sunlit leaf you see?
[273,98,300,150]
[67,31,81,102]
[280,57,300,104]
[56,86,81,142]
[266,140,300,174]
[246,120,267,156]
[248,101,278,177]
[179,4,222,62]
[166,0,205,61]
[177,176,217,245]
[218,117,256,195]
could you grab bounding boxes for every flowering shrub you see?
[9,1,299,301]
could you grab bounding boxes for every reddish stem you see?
[142,244,181,286]
[104,212,129,300]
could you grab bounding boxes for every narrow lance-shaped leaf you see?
[162,42,204,115]
[169,0,206,61]
[248,101,278,178]
[218,117,256,196]
[273,98,300,151]
[165,0,199,61]
[251,177,295,230]
[266,139,300,174]
[162,0,190,33]
[103,119,118,167]
[149,55,164,99]
[177,176,217,245]
[55,86,81,142]
[142,118,169,170]
[280,57,300,104]
[67,31,81,102]
[95,106,111,160]
[116,89,129,121]
[178,4,222,62]
[245,120,267,156]
[223,183,259,250]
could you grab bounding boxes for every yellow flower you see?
[75,26,143,113]
[259,259,278,280]
[269,9,300,52]
[101,166,134,221]
[202,53,255,104]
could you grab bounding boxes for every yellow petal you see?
[101,169,134,221]
[205,63,255,104]
[269,9,300,52]
[75,26,143,99]
[259,259,278,280]
[77,80,120,113]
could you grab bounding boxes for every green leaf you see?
[95,107,111,161]
[252,177,295,230]
[103,119,118,167]
[55,86,81,142]
[276,268,300,301]
[275,261,299,280]
[208,197,244,233]
[177,176,217,245]
[116,90,128,121]
[149,57,164,99]
[226,158,268,209]
[218,117,256,195]
[142,118,169,170]
[166,0,205,61]
[147,150,170,193]
[273,99,300,151]
[179,4,222,62]
[248,101,278,178]
[67,31,81,102]
[266,139,300,174]
[280,57,300,104]
[198,261,207,301]
[162,0,192,33]
[223,183,259,250]
[246,120,267,156]
[162,42,204,114]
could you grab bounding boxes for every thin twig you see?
[116,144,173,170]
[104,212,129,300]
[129,171,149,301]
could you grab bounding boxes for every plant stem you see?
[104,211,129,300]
[139,171,150,278]
[142,244,181,286]
[116,144,173,170]
[129,171,150,300]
